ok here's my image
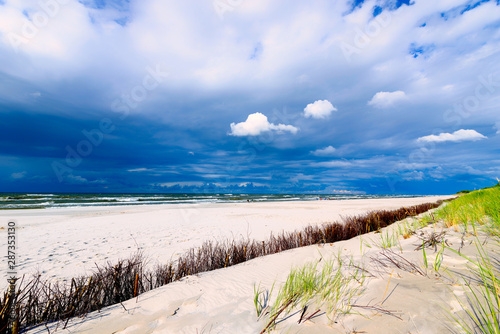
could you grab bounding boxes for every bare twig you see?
[260,297,295,334]
[351,304,402,320]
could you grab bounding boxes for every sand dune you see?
[24,194,491,334]
[1,195,467,333]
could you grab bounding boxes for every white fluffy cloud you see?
[311,146,336,156]
[229,112,298,136]
[417,129,487,143]
[495,121,500,134]
[367,91,407,108]
[313,160,352,168]
[304,100,337,119]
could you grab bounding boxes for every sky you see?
[0,0,499,195]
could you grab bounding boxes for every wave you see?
[0,193,424,210]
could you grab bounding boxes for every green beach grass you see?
[440,184,500,333]
[436,184,500,229]
[255,253,366,333]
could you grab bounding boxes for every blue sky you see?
[0,0,499,195]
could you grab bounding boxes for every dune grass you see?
[255,255,366,333]
[434,185,500,230]
[253,186,500,333]
[369,186,500,333]
[0,200,443,333]
[446,238,500,334]
[375,230,401,250]
[434,185,500,333]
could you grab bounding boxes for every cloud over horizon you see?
[417,129,487,143]
[311,146,337,156]
[368,91,407,108]
[303,100,337,119]
[229,112,298,136]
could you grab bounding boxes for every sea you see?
[0,193,422,210]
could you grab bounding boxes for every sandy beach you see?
[0,196,451,291]
[0,195,475,334]
[28,218,484,334]
[7,192,496,334]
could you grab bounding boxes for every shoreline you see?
[0,193,449,211]
[0,196,453,292]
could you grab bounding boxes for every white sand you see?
[0,196,450,289]
[24,194,492,334]
[1,195,472,333]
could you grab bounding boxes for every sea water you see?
[0,193,421,210]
